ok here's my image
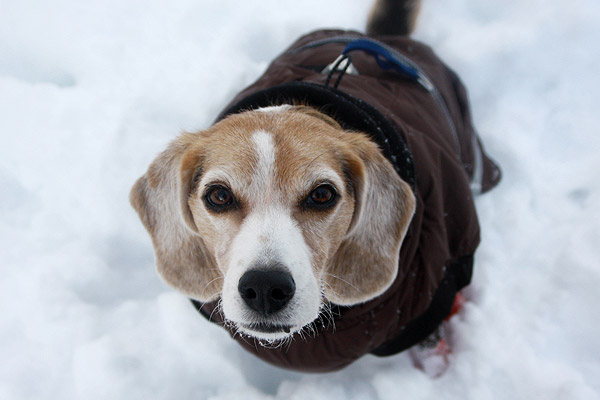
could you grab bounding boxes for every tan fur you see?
[130,106,415,306]
[130,133,222,301]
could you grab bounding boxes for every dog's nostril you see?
[270,288,288,301]
[238,268,295,316]
[242,288,257,300]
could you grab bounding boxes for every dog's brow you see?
[304,170,345,192]
[199,170,233,188]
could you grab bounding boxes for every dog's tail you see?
[366,0,422,36]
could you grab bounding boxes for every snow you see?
[1,0,599,398]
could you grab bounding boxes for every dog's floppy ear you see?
[129,132,222,302]
[325,133,416,305]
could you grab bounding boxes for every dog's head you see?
[130,105,415,341]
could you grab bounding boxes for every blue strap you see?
[339,38,459,154]
[342,38,420,82]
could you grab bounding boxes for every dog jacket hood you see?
[193,30,501,372]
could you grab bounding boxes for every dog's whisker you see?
[318,302,337,333]
[320,278,342,297]
[305,148,334,170]
[319,280,346,306]
[315,283,339,333]
[323,272,360,291]
[208,306,219,322]
[199,276,224,299]
[213,298,227,322]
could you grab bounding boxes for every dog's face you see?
[131,106,415,341]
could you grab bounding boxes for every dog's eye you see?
[204,185,235,211]
[305,184,338,209]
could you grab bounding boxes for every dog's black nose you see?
[238,268,295,315]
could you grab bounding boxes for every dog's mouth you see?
[239,322,295,334]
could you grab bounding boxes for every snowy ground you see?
[1,0,599,399]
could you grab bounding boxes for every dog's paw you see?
[409,325,452,378]
[409,324,451,378]
[409,293,465,377]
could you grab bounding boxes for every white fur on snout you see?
[221,208,321,335]
[220,131,321,339]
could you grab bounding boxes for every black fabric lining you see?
[370,255,474,356]
[216,81,416,188]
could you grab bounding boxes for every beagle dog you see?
[130,0,500,371]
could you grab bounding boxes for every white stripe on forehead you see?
[255,105,292,113]
[251,130,276,190]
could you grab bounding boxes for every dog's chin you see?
[236,322,302,341]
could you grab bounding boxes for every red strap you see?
[445,292,465,321]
